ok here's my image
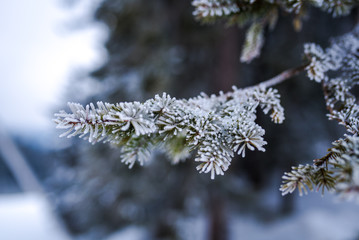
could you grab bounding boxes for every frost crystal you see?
[55,86,284,179]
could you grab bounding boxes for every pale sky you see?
[0,0,106,134]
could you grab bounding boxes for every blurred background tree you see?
[48,1,357,239]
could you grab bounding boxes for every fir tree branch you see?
[55,63,310,179]
[281,25,359,200]
[55,80,286,179]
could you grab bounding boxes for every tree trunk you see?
[209,192,228,240]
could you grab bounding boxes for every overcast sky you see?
[0,0,106,135]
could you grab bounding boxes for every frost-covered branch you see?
[192,0,358,22]
[53,56,318,181]
[55,82,286,179]
[280,25,359,201]
[192,0,359,63]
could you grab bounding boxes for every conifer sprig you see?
[55,85,285,179]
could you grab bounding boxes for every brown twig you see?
[252,63,309,89]
[218,63,309,100]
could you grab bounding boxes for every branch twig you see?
[220,63,308,100]
[254,63,309,89]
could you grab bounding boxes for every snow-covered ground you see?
[0,193,69,240]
